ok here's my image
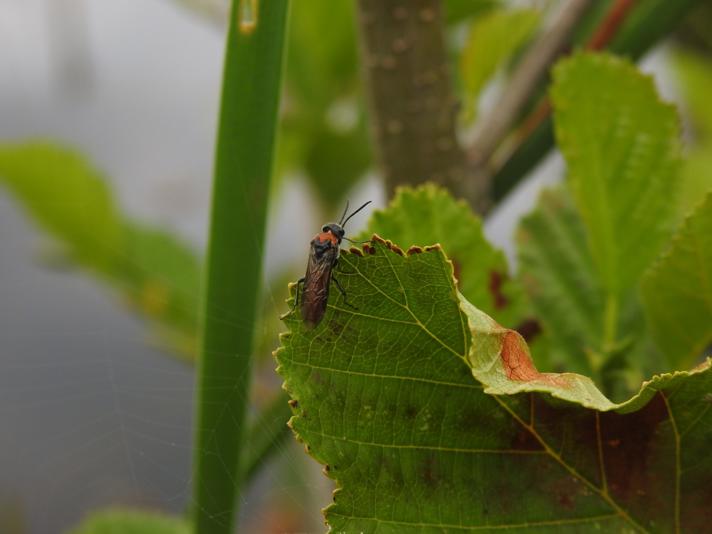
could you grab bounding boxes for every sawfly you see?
[295,200,371,328]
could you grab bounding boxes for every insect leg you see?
[293,278,305,309]
[331,274,356,309]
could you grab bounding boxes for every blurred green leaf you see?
[357,184,525,326]
[69,508,189,534]
[278,237,712,532]
[679,146,712,219]
[673,50,712,139]
[551,53,680,353]
[642,193,712,370]
[0,142,201,358]
[444,0,500,24]
[302,116,371,205]
[0,143,123,270]
[283,0,370,207]
[461,8,540,121]
[121,222,200,356]
[518,187,603,375]
[672,50,712,218]
[287,1,358,108]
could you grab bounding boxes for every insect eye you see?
[322,226,329,232]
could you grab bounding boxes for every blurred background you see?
[1,0,711,532]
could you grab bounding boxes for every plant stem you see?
[192,1,289,533]
[468,0,594,170]
[490,0,702,204]
[356,0,488,211]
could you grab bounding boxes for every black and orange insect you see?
[295,200,372,328]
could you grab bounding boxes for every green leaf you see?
[0,142,201,358]
[357,184,523,326]
[444,0,499,25]
[517,187,603,374]
[191,1,289,532]
[460,8,540,121]
[672,50,712,218]
[673,50,712,140]
[492,2,701,203]
[277,237,712,532]
[69,508,189,534]
[284,0,371,207]
[642,193,712,370]
[516,188,667,396]
[0,143,123,270]
[301,116,371,206]
[551,52,681,297]
[120,222,201,356]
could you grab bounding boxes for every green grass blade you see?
[192,1,290,533]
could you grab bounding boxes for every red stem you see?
[505,0,638,158]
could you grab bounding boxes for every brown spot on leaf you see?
[348,246,363,256]
[288,399,299,409]
[329,320,345,335]
[500,331,568,387]
[558,491,574,509]
[488,271,509,310]
[311,371,325,386]
[501,331,540,381]
[407,245,423,255]
[422,454,439,489]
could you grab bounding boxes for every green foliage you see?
[492,1,702,202]
[282,0,370,207]
[642,193,712,369]
[516,53,699,393]
[0,143,201,358]
[0,143,123,270]
[69,508,188,534]
[460,8,540,121]
[191,1,289,532]
[552,53,680,299]
[357,184,524,326]
[518,187,603,375]
[673,50,712,218]
[444,0,499,24]
[277,238,712,532]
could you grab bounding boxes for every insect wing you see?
[301,244,338,328]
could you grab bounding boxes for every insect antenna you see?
[338,200,350,226]
[341,200,372,229]
[342,236,370,244]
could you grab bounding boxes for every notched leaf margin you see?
[274,234,712,527]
